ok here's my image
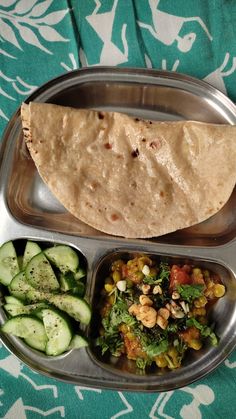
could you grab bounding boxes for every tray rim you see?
[2,65,236,151]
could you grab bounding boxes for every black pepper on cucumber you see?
[1,315,48,352]
[44,245,79,273]
[0,241,20,286]
[0,240,90,356]
[26,252,60,292]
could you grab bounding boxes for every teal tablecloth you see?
[1,1,236,418]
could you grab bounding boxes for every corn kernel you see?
[204,281,215,298]
[168,347,178,358]
[194,296,207,308]
[155,355,168,368]
[112,270,121,283]
[126,279,133,288]
[203,270,210,279]
[119,324,129,333]
[213,284,225,298]
[193,268,202,275]
[188,339,202,350]
[126,332,135,340]
[127,260,134,266]
[192,307,206,316]
[134,271,144,282]
[105,277,113,284]
[137,256,152,270]
[167,347,181,368]
[104,283,114,293]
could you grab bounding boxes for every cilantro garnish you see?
[186,318,218,346]
[103,297,136,332]
[143,262,170,285]
[145,339,168,358]
[177,284,204,302]
[97,297,136,356]
[96,334,123,356]
[136,358,151,370]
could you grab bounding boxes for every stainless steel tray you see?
[1,67,236,392]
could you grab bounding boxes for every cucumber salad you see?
[97,255,225,372]
[0,240,91,356]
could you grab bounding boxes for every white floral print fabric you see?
[0,1,236,417]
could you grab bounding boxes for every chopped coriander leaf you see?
[186,318,218,346]
[96,334,123,356]
[103,297,136,331]
[159,262,170,281]
[145,340,168,358]
[136,358,151,370]
[143,262,170,285]
[166,323,179,333]
[164,354,175,369]
[143,276,160,285]
[177,284,204,302]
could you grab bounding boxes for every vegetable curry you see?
[97,255,225,372]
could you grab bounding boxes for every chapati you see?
[21,102,236,238]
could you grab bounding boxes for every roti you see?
[21,102,236,238]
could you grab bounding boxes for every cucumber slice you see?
[41,308,72,356]
[0,241,20,286]
[4,302,48,317]
[4,304,25,316]
[9,271,33,301]
[1,315,48,352]
[5,296,24,306]
[9,271,47,302]
[26,289,49,303]
[74,268,86,280]
[44,245,79,273]
[69,334,88,350]
[72,282,85,297]
[26,252,59,292]
[23,241,42,269]
[49,294,91,325]
[59,273,85,297]
[59,272,77,292]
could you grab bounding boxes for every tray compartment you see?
[0,238,89,358]
[88,249,236,378]
[3,68,236,246]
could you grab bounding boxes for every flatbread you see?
[21,102,236,238]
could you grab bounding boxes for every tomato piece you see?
[170,265,192,290]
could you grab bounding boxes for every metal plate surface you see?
[0,67,236,392]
